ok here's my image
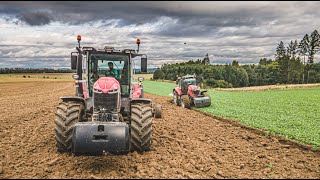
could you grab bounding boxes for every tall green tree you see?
[276,41,286,58]
[287,40,298,58]
[308,30,320,64]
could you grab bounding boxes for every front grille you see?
[94,91,118,111]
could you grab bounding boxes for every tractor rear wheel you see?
[181,95,191,109]
[54,101,84,152]
[130,103,153,152]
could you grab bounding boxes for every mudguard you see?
[174,87,182,96]
[132,84,142,98]
[72,121,130,155]
[60,96,86,110]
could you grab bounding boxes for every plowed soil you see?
[0,80,319,179]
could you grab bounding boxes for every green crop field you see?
[142,79,320,148]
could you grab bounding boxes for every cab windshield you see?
[183,79,196,86]
[88,53,130,96]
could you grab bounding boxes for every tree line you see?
[153,30,320,88]
[0,68,75,74]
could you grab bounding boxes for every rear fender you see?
[174,87,182,96]
[60,96,87,110]
[131,84,142,98]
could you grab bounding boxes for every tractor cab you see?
[180,77,197,94]
[88,52,130,97]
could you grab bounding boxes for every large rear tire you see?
[54,101,84,152]
[130,103,153,152]
[181,95,191,109]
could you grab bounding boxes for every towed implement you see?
[55,36,162,155]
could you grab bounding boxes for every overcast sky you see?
[1,1,320,68]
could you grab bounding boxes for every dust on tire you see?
[130,103,153,152]
[181,95,191,109]
[54,101,84,152]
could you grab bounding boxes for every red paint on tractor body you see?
[82,83,89,99]
[93,77,120,94]
[132,84,141,98]
[187,85,200,98]
[174,87,182,96]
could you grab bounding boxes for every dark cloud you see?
[17,11,53,26]
[0,2,290,28]
[1,1,320,68]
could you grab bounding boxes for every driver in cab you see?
[105,62,119,78]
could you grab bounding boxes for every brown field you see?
[0,76,319,178]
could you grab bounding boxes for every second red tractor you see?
[173,74,211,109]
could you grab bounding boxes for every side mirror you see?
[71,52,78,70]
[72,74,79,80]
[141,55,147,73]
[138,77,144,82]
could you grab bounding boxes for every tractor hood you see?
[188,85,200,91]
[93,77,120,94]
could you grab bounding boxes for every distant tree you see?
[231,60,239,67]
[202,53,210,65]
[287,40,298,58]
[276,41,286,58]
[308,30,320,64]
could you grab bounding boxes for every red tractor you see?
[173,74,211,109]
[55,36,161,155]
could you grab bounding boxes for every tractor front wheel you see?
[181,95,191,109]
[55,101,84,152]
[130,103,153,152]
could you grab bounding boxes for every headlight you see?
[93,89,102,93]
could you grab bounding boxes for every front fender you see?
[174,87,182,96]
[60,96,87,110]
